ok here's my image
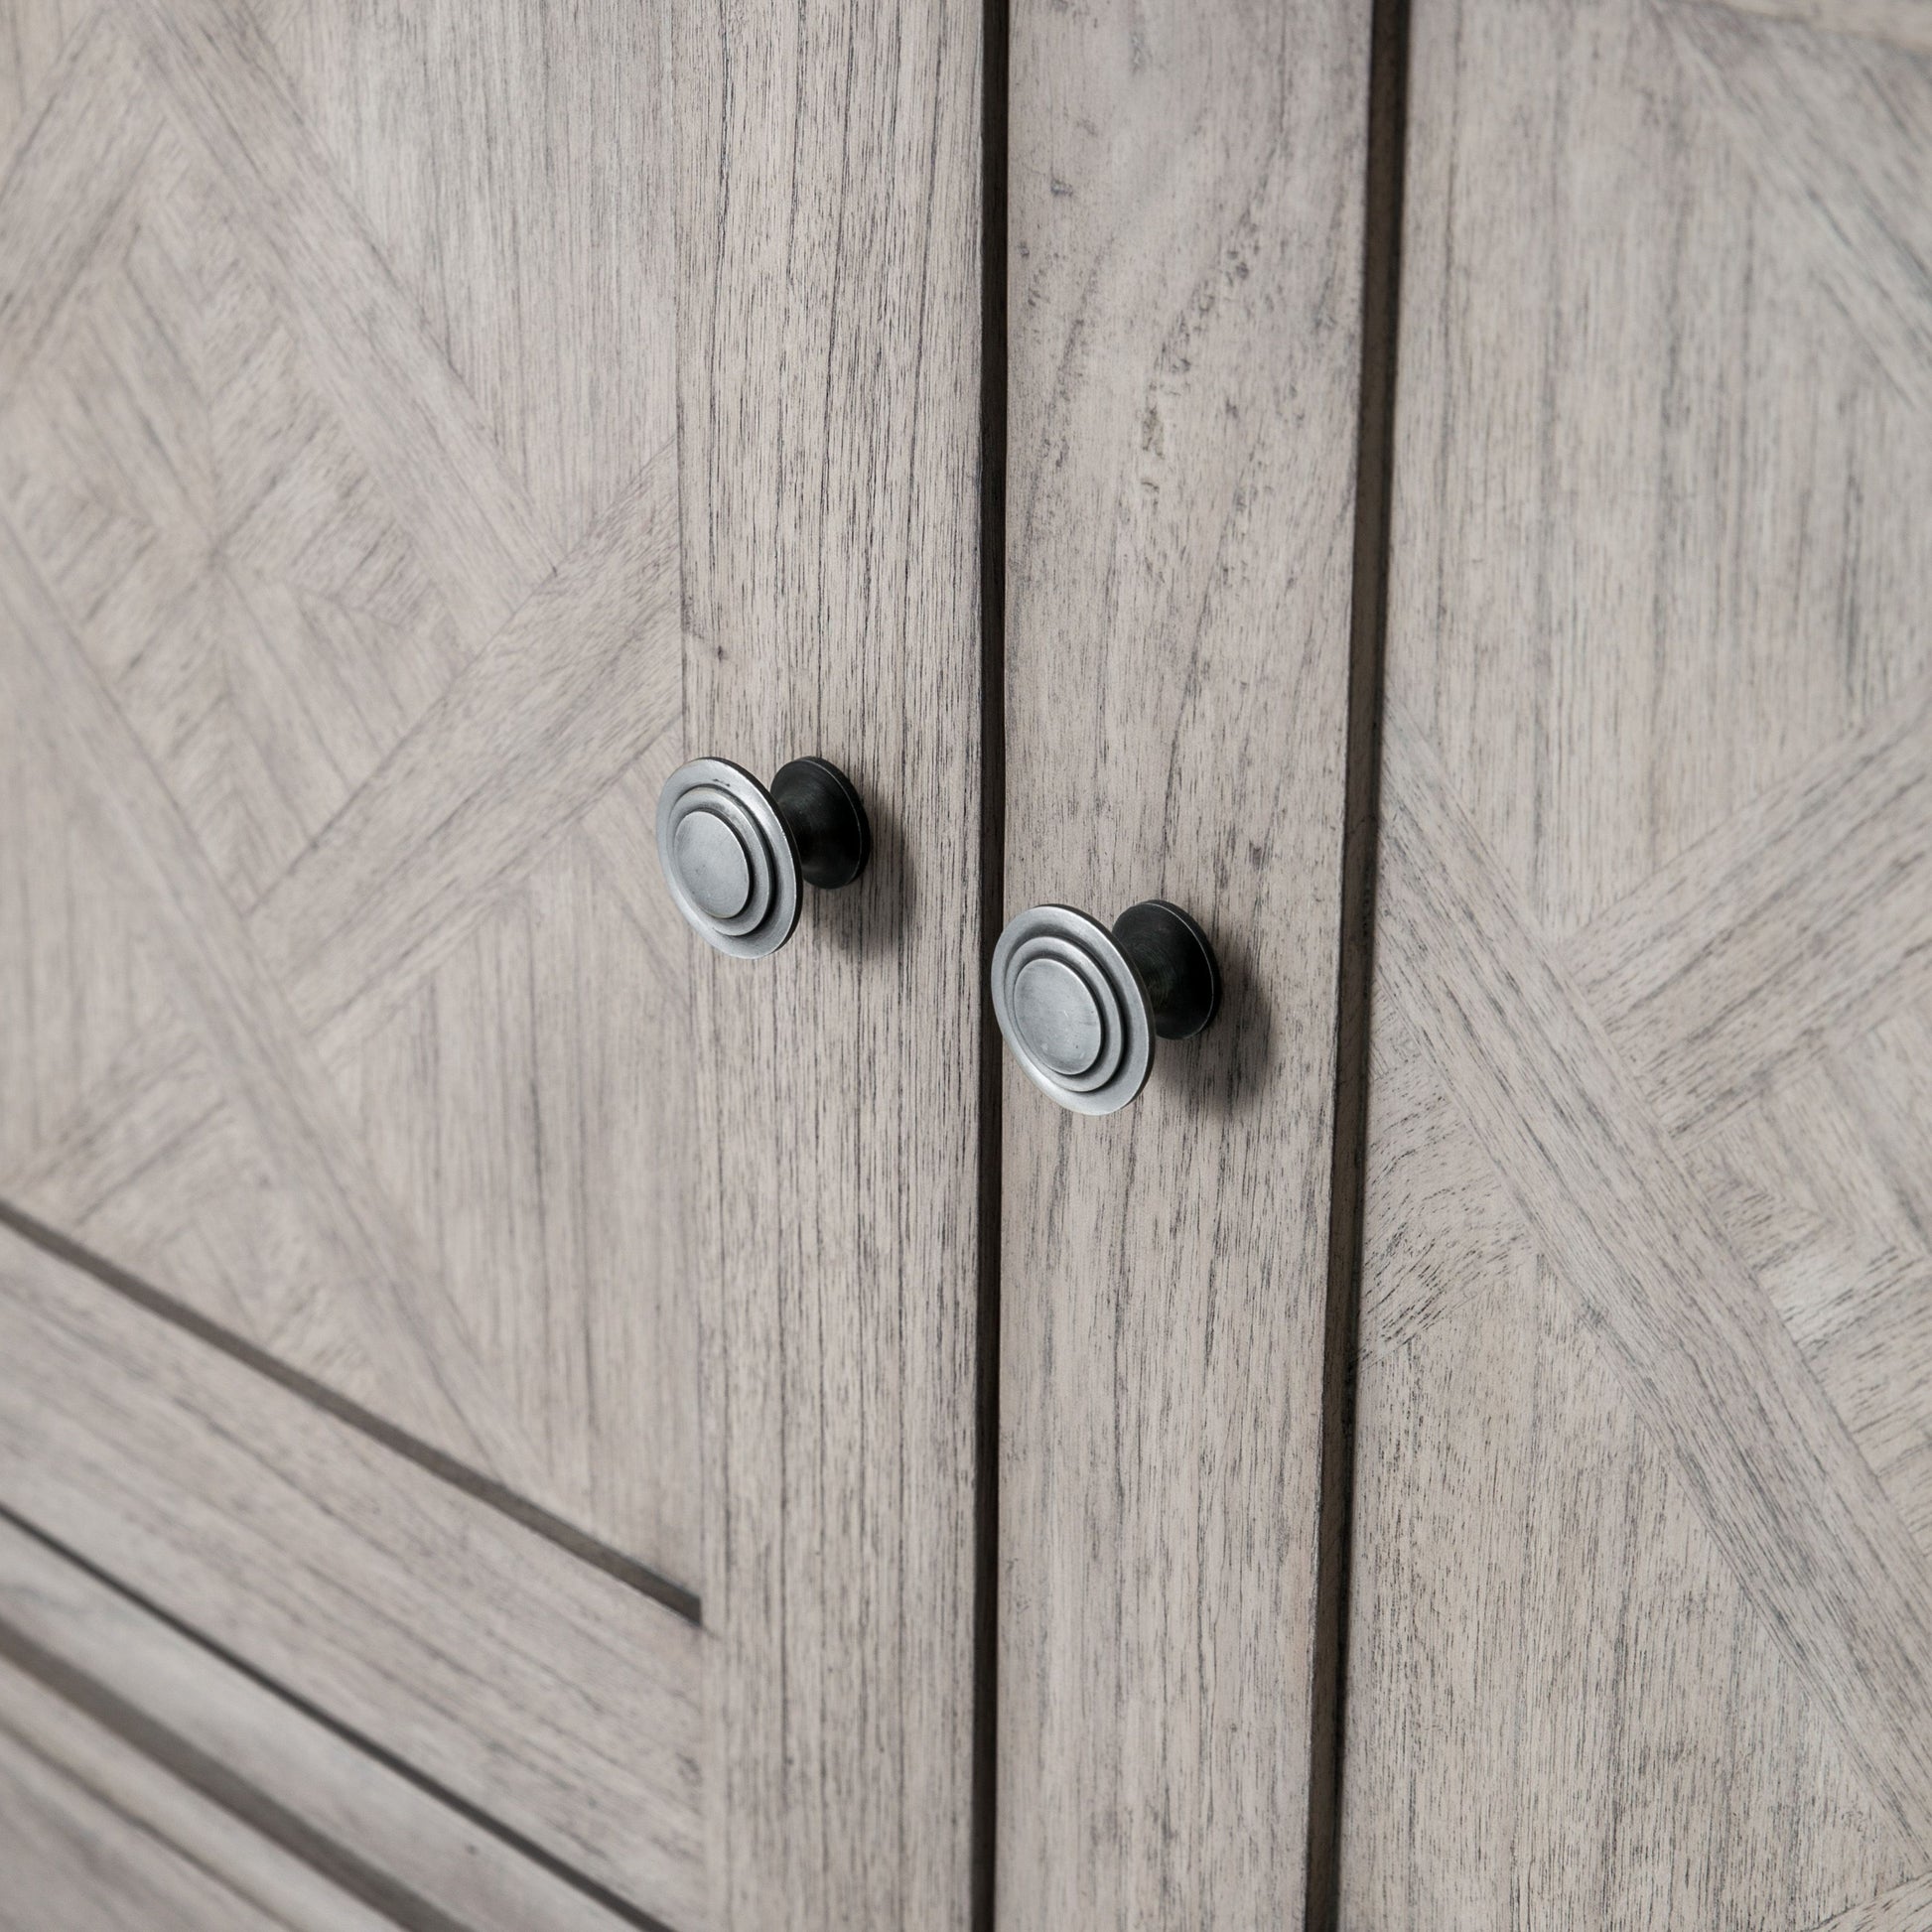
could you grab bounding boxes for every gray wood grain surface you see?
[1338,0,1932,1917]
[0,1513,645,1932]
[0,0,699,1584]
[1,0,988,1922]
[998,0,1371,1923]
[0,1219,706,1931]
[673,0,987,1921]
[0,1653,396,1932]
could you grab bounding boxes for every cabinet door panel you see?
[999,0,1375,1923]
[0,1,986,1926]
[1342,0,1932,1920]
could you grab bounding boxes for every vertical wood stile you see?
[999,1,1374,1923]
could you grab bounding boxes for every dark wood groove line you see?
[0,1200,702,1625]
[1302,0,1412,1922]
[0,1504,678,1932]
[0,1621,433,1932]
[970,0,1011,1923]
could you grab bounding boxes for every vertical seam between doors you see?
[1303,0,1413,1923]
[970,0,1011,1922]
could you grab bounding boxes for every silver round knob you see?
[657,756,870,958]
[992,899,1221,1115]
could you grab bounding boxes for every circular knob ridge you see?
[992,898,1221,1115]
[657,755,869,958]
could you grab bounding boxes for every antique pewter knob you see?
[991,898,1221,1114]
[656,756,870,958]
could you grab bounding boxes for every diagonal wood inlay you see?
[1667,0,1932,417]
[1378,702,1932,1853]
[5,449,684,1201]
[1806,1869,1932,1932]
[1695,0,1932,56]
[256,449,682,1049]
[1569,678,1932,1136]
[0,12,158,409]
[116,0,557,648]
[0,509,540,1488]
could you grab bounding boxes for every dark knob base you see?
[770,757,872,891]
[1113,899,1221,1040]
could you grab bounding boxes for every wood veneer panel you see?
[673,0,988,1921]
[1339,0,1932,1916]
[0,1220,705,1931]
[999,0,1373,1922]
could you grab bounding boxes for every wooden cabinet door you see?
[0,1,986,1927]
[1341,0,1932,1923]
[997,0,1383,1924]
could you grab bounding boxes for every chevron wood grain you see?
[1339,0,1932,1917]
[0,0,984,1924]
[1703,0,1932,54]
[0,0,696,1576]
[1570,680,1932,1137]
[0,14,158,409]
[1376,711,1932,1848]
[0,0,95,162]
[0,512,518,1478]
[120,0,558,644]
[1811,1871,1932,1932]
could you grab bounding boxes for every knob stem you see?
[770,757,872,891]
[1112,899,1221,1040]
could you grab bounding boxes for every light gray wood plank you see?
[1343,0,1932,1913]
[1668,0,1932,417]
[673,0,986,1921]
[0,1514,643,1932]
[1337,1185,1916,1929]
[1386,0,1932,944]
[3,446,696,1569]
[998,0,1370,1924]
[254,451,681,1051]
[1692,1038,1932,1560]
[0,111,477,912]
[0,1219,705,1931]
[0,1655,393,1932]
[0,0,95,164]
[0,639,167,1183]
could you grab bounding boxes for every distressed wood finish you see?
[0,1514,643,1932]
[1339,0,1932,1920]
[0,1660,392,1932]
[999,0,1370,1924]
[673,0,986,1922]
[0,1220,706,1929]
[1,0,984,1923]
[0,0,696,1584]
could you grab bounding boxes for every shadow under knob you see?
[992,898,1220,1115]
[657,755,870,958]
